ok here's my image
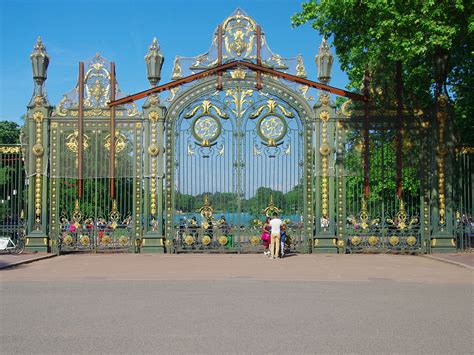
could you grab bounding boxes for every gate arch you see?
[164,76,315,252]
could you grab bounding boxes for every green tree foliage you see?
[0,121,21,144]
[292,0,473,145]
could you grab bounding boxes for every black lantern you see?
[144,37,164,87]
[433,48,449,92]
[29,37,49,95]
[315,37,333,85]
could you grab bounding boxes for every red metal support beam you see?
[109,62,116,198]
[78,62,84,198]
[216,25,223,90]
[363,68,370,199]
[395,61,404,198]
[108,61,367,107]
[256,26,262,90]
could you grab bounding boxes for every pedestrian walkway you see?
[0,252,56,270]
[425,252,474,269]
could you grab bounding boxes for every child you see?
[280,223,287,258]
[261,217,271,256]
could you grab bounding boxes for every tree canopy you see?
[0,121,21,144]
[292,0,473,145]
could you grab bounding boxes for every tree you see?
[0,121,21,144]
[292,0,473,145]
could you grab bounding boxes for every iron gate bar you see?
[108,61,368,107]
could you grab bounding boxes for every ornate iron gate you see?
[167,81,309,252]
[19,9,470,254]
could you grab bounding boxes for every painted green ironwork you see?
[16,9,470,255]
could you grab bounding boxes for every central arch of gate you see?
[158,9,321,253]
[165,76,315,252]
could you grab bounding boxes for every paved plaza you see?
[1,254,473,354]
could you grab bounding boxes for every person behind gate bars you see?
[269,212,283,259]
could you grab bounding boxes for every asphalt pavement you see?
[1,254,472,354]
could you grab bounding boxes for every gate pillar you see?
[313,92,338,253]
[142,95,166,252]
[25,38,51,252]
[430,95,456,252]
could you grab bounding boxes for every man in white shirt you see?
[269,212,283,259]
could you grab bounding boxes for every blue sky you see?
[0,0,349,124]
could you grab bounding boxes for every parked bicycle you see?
[0,233,25,254]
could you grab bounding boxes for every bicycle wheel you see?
[13,238,25,255]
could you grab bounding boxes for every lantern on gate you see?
[315,37,333,85]
[30,37,49,95]
[144,37,164,87]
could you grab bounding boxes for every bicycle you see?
[0,233,25,255]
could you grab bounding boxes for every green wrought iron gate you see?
[19,9,471,254]
[167,82,309,252]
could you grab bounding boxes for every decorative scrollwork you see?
[104,131,127,154]
[198,194,214,220]
[263,194,282,217]
[109,199,121,229]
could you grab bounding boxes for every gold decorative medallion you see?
[202,235,211,246]
[63,234,73,246]
[118,235,129,247]
[102,235,111,245]
[79,235,90,246]
[351,236,361,246]
[406,235,417,246]
[389,236,400,246]
[218,235,228,246]
[250,236,260,246]
[184,235,195,246]
[368,235,378,246]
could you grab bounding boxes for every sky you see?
[0,0,349,124]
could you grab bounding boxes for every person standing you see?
[269,212,283,259]
[261,217,271,256]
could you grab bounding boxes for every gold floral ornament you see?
[63,234,73,246]
[32,143,44,156]
[118,235,129,247]
[148,144,159,156]
[201,235,211,246]
[389,236,400,246]
[351,236,361,246]
[406,235,417,246]
[184,235,195,246]
[337,239,345,248]
[368,235,378,246]
[79,235,90,246]
[319,143,331,156]
[101,235,111,245]
[198,194,214,221]
[218,236,228,246]
[250,236,260,246]
[104,131,127,154]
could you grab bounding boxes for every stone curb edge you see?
[0,254,57,270]
[423,255,474,270]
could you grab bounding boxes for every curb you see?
[0,254,57,270]
[423,255,474,270]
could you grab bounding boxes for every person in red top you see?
[261,217,271,256]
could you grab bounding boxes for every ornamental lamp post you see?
[144,37,164,87]
[315,37,333,85]
[30,37,49,96]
